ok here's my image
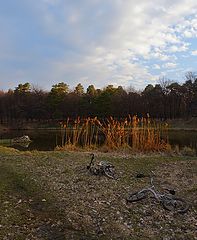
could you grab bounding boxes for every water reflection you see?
[167,130,197,152]
[0,129,196,153]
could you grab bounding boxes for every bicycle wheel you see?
[103,167,115,179]
[162,196,189,213]
[126,190,147,203]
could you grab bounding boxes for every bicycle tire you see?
[126,190,147,203]
[162,196,189,213]
[103,167,115,179]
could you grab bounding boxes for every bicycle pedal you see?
[169,189,176,195]
[136,173,146,178]
[165,188,176,195]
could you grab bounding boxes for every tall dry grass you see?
[58,115,170,152]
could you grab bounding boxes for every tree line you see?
[0,72,197,124]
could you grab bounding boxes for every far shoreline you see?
[0,117,197,131]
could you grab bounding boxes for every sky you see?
[1,0,197,91]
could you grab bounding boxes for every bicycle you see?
[87,153,115,179]
[126,172,189,213]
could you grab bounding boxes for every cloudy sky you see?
[1,0,197,91]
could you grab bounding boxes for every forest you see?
[0,72,197,124]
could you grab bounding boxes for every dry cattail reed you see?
[59,115,169,152]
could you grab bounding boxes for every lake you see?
[0,129,196,153]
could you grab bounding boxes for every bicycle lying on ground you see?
[87,153,115,179]
[126,172,189,213]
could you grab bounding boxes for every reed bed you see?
[58,115,170,152]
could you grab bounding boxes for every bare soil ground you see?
[0,147,196,240]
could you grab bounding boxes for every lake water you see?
[0,129,196,153]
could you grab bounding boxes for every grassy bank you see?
[0,147,196,239]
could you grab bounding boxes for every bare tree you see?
[158,77,173,95]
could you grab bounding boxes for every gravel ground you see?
[0,148,196,240]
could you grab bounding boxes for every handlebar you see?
[150,176,154,185]
[150,171,155,185]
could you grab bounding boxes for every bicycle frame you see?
[138,176,167,202]
[87,154,115,179]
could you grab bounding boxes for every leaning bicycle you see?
[126,172,189,213]
[87,153,115,179]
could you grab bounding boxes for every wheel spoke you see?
[162,197,189,213]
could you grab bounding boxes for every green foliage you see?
[14,82,31,94]
[50,82,69,95]
[47,82,69,118]
[94,90,113,116]
[86,85,96,96]
[74,83,84,95]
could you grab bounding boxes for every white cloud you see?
[168,43,189,52]
[153,64,161,69]
[1,0,197,90]
[163,62,177,69]
[191,50,197,55]
[184,30,193,38]
[38,0,197,88]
